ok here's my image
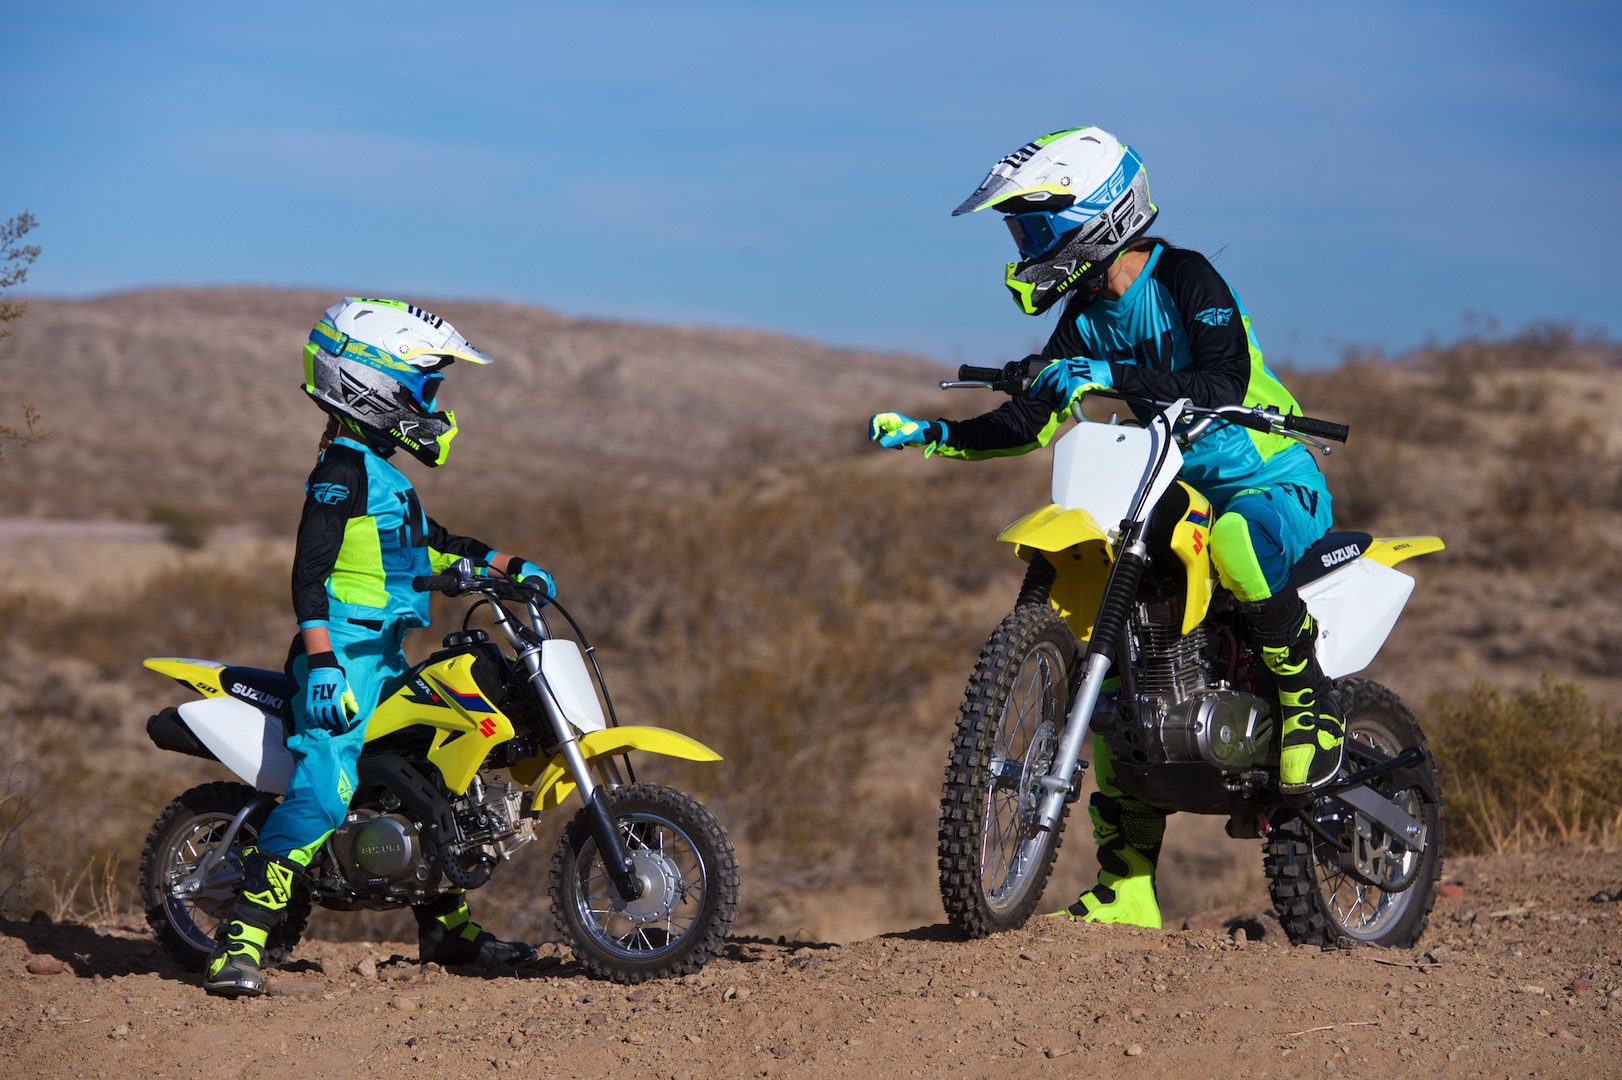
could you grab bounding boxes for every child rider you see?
[205,298,554,996]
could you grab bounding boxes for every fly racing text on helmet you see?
[302,298,493,468]
[953,126,1157,316]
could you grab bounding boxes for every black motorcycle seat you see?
[1289,530,1375,590]
[221,666,297,724]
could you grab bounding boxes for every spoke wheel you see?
[138,782,310,971]
[1264,679,1444,948]
[940,604,1078,937]
[551,783,737,983]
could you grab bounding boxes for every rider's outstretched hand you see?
[869,412,947,451]
[505,557,557,601]
[304,653,356,734]
[1030,358,1112,407]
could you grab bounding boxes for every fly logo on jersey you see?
[1195,306,1234,327]
[311,482,350,505]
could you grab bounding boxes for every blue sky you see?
[8,1,1620,366]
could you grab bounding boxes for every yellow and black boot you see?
[1049,739,1166,927]
[203,848,300,997]
[413,890,537,970]
[1245,590,1346,793]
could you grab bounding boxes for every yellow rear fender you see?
[1364,536,1445,568]
[512,725,723,814]
[143,657,227,698]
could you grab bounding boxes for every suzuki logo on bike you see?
[478,718,496,738]
[231,682,285,711]
[1320,543,1363,569]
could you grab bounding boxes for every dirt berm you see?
[4,849,1617,1079]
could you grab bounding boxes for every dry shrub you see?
[146,502,215,550]
[1427,675,1622,854]
[1466,418,1622,568]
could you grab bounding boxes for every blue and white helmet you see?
[302,298,493,467]
[954,126,1157,316]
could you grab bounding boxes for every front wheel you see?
[551,783,738,983]
[137,782,311,971]
[1264,679,1444,947]
[939,604,1078,937]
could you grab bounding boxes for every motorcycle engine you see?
[329,809,433,889]
[1108,605,1275,772]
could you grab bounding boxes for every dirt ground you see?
[4,849,1618,1079]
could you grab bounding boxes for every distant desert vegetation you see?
[1,290,1618,940]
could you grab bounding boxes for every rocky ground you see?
[4,849,1618,1079]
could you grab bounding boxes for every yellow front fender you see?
[510,725,723,813]
[997,503,1113,643]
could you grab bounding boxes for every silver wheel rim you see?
[1311,716,1426,940]
[572,810,707,960]
[980,639,1065,916]
[161,813,251,954]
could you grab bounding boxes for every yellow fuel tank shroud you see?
[365,651,515,795]
[510,726,723,813]
[998,481,1215,639]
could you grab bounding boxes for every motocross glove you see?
[505,556,556,601]
[869,412,948,452]
[1029,358,1113,408]
[304,653,356,734]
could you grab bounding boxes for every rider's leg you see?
[203,847,303,996]
[412,888,537,969]
[204,625,401,994]
[1210,483,1342,793]
[1050,734,1167,927]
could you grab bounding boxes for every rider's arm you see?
[425,517,501,574]
[1100,248,1251,407]
[928,390,1075,460]
[291,445,366,633]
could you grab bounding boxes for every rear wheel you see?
[939,604,1078,937]
[1264,679,1443,947]
[551,783,737,983]
[138,783,311,971]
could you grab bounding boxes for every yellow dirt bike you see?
[934,367,1444,948]
[138,560,738,982]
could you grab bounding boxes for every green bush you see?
[1427,675,1622,854]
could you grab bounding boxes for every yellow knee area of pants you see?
[1209,512,1273,604]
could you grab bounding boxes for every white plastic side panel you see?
[541,640,608,734]
[177,697,293,794]
[1299,560,1416,680]
[1051,421,1183,530]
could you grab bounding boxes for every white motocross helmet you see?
[953,126,1157,315]
[302,298,493,467]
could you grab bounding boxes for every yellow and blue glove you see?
[1030,358,1112,407]
[505,556,556,601]
[869,412,948,452]
[304,653,357,734]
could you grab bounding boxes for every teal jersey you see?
[941,243,1326,512]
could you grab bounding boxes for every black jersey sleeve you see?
[1106,248,1252,407]
[934,393,1058,456]
[290,444,367,626]
[425,517,496,571]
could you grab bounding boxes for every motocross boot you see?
[1244,590,1345,794]
[1049,740,1165,927]
[413,890,538,970]
[203,847,301,997]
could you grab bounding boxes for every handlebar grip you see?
[1284,414,1350,443]
[956,364,1006,382]
[412,575,458,594]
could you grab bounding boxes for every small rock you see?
[25,956,65,976]
[403,1037,418,1048]
[1018,951,1037,962]
[1043,1047,1071,1058]
[1124,1043,1143,1057]
[1438,883,1464,899]
[627,989,650,1002]
[624,1033,645,1046]
[353,957,377,979]
[1324,1062,1338,1074]
[269,978,323,999]
[508,1033,525,1049]
[1207,962,1227,975]
[389,995,418,1013]
[110,1023,129,1039]
[1517,985,1547,996]
[685,1033,704,1045]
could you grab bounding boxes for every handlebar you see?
[1282,413,1351,443]
[412,573,549,604]
[956,363,1007,383]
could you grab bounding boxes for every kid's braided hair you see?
[318,414,342,457]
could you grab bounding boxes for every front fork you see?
[1034,536,1150,833]
[510,606,644,905]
